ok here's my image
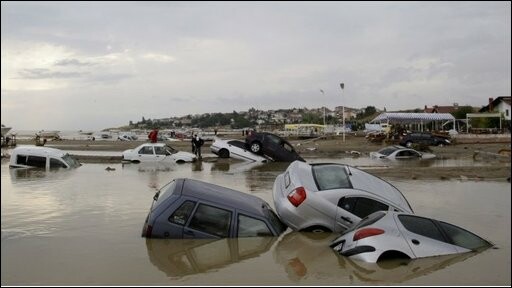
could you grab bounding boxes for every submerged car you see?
[210,138,270,162]
[122,143,196,163]
[142,178,288,239]
[370,145,436,160]
[330,210,492,263]
[399,132,451,147]
[245,132,305,162]
[272,161,413,233]
[9,146,81,169]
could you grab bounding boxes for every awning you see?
[370,113,455,124]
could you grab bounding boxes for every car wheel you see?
[176,160,185,164]
[250,141,262,154]
[405,141,413,148]
[219,149,230,158]
[131,160,140,164]
[437,142,445,147]
[302,225,331,233]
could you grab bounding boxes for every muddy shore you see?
[12,135,511,181]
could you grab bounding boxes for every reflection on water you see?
[1,163,510,285]
[341,248,490,283]
[146,237,277,278]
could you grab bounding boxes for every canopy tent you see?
[370,113,456,132]
[370,113,455,123]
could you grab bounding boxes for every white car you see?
[122,143,196,163]
[9,146,81,169]
[210,138,270,162]
[369,145,436,160]
[272,161,413,233]
[330,210,492,263]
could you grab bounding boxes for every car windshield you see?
[377,147,398,156]
[61,154,81,168]
[165,145,178,154]
[312,164,352,190]
[266,209,288,235]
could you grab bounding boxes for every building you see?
[479,97,511,121]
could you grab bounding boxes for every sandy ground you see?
[13,134,511,181]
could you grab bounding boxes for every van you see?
[9,146,82,169]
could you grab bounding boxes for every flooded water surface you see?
[1,160,510,285]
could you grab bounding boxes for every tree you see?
[451,106,475,119]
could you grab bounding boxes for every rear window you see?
[154,180,178,208]
[312,164,352,190]
[62,154,81,168]
[377,147,397,156]
[438,221,491,250]
[342,211,386,235]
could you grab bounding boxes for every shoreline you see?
[4,135,510,181]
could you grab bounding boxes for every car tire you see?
[437,142,445,147]
[405,141,412,148]
[219,149,230,158]
[250,141,262,154]
[302,225,331,233]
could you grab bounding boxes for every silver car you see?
[330,211,492,263]
[272,161,413,233]
[370,145,436,160]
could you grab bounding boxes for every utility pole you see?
[340,83,345,142]
[320,89,326,126]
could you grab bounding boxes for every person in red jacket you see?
[148,128,158,143]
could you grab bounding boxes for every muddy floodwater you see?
[1,159,510,285]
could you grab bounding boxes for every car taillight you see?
[144,224,153,238]
[287,187,307,207]
[353,228,384,241]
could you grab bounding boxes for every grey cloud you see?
[18,68,89,79]
[54,58,94,67]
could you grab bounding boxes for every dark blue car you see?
[142,178,287,238]
[245,132,305,162]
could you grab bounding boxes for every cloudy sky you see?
[2,1,510,130]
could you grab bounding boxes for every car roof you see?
[11,146,67,158]
[180,178,270,218]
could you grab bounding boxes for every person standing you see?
[148,128,158,143]
[193,134,204,159]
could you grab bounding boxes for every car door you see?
[335,196,390,231]
[153,145,170,162]
[183,202,233,239]
[395,214,459,258]
[137,145,156,162]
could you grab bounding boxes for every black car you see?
[399,132,451,147]
[245,132,305,162]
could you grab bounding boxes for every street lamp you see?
[320,89,326,126]
[340,83,345,142]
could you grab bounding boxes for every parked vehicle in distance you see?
[399,132,451,147]
[9,146,81,169]
[330,210,493,263]
[122,143,196,163]
[210,138,270,162]
[118,132,138,141]
[272,161,413,233]
[370,145,436,160]
[142,178,288,238]
[245,132,305,162]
